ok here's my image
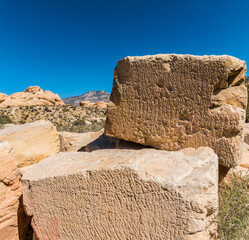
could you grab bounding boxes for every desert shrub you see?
[0,114,13,128]
[88,120,105,132]
[44,106,51,112]
[62,107,69,112]
[218,170,249,240]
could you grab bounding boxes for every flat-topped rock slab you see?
[0,120,60,167]
[105,54,247,168]
[22,147,218,240]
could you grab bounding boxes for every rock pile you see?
[80,100,108,109]
[0,54,246,240]
[0,86,64,107]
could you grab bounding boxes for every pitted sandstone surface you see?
[105,54,247,168]
[22,148,218,240]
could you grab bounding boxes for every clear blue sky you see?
[0,0,249,98]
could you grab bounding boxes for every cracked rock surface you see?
[22,147,218,240]
[105,54,247,168]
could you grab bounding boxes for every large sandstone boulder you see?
[105,54,247,168]
[0,93,7,103]
[22,147,218,240]
[0,120,60,167]
[0,142,21,240]
[59,130,103,152]
[0,86,64,107]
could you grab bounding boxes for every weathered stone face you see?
[22,147,218,240]
[0,142,21,240]
[105,54,247,168]
[0,120,60,167]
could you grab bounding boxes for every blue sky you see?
[0,0,249,98]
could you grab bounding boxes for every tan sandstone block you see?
[22,147,218,240]
[105,54,247,168]
[59,130,103,152]
[0,120,60,167]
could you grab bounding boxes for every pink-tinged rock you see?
[0,142,21,240]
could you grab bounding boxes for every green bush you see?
[218,170,249,240]
[0,114,13,128]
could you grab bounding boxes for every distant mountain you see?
[63,90,110,106]
[246,76,249,84]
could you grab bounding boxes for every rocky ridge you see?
[0,86,64,108]
[63,90,110,106]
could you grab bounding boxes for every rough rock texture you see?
[59,130,103,152]
[22,147,218,240]
[0,93,7,103]
[0,120,60,167]
[105,54,247,168]
[0,86,64,107]
[0,142,21,240]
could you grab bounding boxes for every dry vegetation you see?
[0,105,106,132]
[218,170,249,240]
